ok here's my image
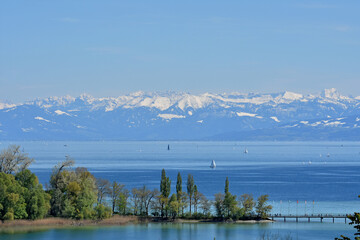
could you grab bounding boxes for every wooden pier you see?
[269,214,349,223]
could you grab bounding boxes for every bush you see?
[94,204,112,220]
[3,211,14,221]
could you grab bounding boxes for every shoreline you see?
[0,216,274,233]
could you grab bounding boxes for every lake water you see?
[0,141,359,239]
[0,222,355,240]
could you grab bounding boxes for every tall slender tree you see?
[176,172,182,200]
[193,185,203,214]
[187,174,195,215]
[225,177,229,194]
[160,169,171,217]
[223,177,237,218]
[176,172,182,213]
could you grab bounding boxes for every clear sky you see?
[0,0,359,102]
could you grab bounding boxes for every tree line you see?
[0,145,272,221]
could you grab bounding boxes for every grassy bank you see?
[0,215,273,234]
[0,215,138,228]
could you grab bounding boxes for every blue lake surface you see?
[0,222,355,240]
[0,141,359,239]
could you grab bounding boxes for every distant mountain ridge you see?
[1,88,360,141]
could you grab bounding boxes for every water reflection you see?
[0,223,354,240]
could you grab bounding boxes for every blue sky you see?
[0,0,359,102]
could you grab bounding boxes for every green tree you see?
[49,161,98,219]
[225,177,229,194]
[111,181,124,213]
[223,177,237,218]
[239,194,255,217]
[0,173,27,220]
[176,172,182,213]
[73,167,98,219]
[336,195,360,240]
[160,169,171,198]
[160,169,171,217]
[214,193,225,218]
[49,158,75,217]
[177,191,188,217]
[15,170,50,220]
[94,204,112,219]
[187,174,195,215]
[168,194,179,218]
[117,188,130,215]
[256,195,272,219]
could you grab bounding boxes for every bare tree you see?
[177,191,188,216]
[193,185,203,214]
[0,145,34,174]
[96,178,111,205]
[50,156,75,190]
[199,194,211,216]
[150,193,163,217]
[138,186,158,216]
[131,188,141,215]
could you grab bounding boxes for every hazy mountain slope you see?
[1,88,360,141]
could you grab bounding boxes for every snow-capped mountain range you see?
[1,88,360,141]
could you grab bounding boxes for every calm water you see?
[0,141,359,239]
[0,222,355,240]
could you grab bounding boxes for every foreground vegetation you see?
[0,145,272,222]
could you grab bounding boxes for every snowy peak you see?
[0,102,16,110]
[321,88,342,99]
[1,88,360,140]
[1,88,354,112]
[282,91,303,100]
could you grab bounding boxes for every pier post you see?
[333,217,334,223]
[296,217,298,222]
[321,217,323,223]
[308,217,310,222]
[284,217,286,222]
[345,217,346,223]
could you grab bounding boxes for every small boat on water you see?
[210,160,216,169]
[327,153,330,157]
[244,148,248,154]
[167,144,170,151]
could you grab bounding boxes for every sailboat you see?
[167,144,170,151]
[210,160,216,169]
[244,148,248,154]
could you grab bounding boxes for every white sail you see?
[244,148,248,154]
[210,160,216,168]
